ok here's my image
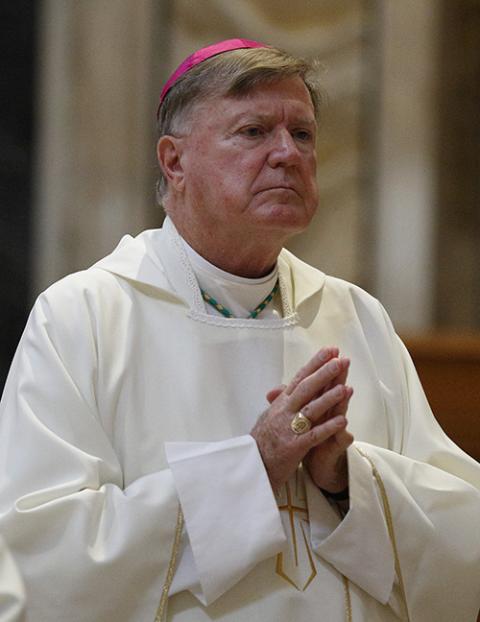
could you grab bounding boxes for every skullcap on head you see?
[157,38,268,118]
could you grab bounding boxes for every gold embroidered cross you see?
[276,478,317,591]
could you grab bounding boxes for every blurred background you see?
[1,0,479,459]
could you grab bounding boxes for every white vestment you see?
[0,536,25,622]
[0,217,479,622]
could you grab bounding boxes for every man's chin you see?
[252,203,315,233]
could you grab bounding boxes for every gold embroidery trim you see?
[275,481,317,590]
[154,506,184,622]
[342,575,352,622]
[357,449,411,622]
[276,476,351,622]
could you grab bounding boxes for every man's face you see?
[174,76,319,244]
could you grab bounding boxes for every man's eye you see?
[241,126,264,138]
[293,129,313,142]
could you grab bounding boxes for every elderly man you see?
[0,39,479,622]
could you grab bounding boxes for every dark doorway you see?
[0,2,36,389]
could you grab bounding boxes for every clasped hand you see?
[250,347,354,494]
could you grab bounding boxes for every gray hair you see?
[156,46,322,203]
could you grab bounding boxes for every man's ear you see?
[157,136,185,192]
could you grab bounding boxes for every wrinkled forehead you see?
[179,75,316,132]
[237,77,316,112]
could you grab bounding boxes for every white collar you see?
[181,236,280,319]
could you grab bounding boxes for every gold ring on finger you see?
[290,412,312,435]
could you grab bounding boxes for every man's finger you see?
[333,429,355,452]
[298,415,348,451]
[327,362,349,392]
[301,384,353,425]
[266,385,286,404]
[288,357,350,412]
[321,354,351,396]
[327,386,354,420]
[284,347,339,396]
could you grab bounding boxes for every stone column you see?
[374,0,439,330]
[435,0,480,330]
[32,0,171,296]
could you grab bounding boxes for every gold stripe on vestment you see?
[155,506,184,622]
[357,448,411,621]
[342,575,352,622]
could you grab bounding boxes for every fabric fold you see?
[165,436,287,605]
[307,445,395,604]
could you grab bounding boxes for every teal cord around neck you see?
[201,279,279,319]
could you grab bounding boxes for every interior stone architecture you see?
[2,0,480,389]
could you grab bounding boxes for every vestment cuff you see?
[165,435,286,605]
[307,443,395,603]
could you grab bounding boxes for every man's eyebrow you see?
[228,112,317,127]
[293,118,317,128]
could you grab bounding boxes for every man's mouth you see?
[258,185,299,195]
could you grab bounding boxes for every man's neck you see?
[169,218,283,279]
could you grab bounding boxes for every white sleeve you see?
[305,448,396,603]
[165,436,286,605]
[0,536,25,622]
[306,318,480,621]
[0,294,183,622]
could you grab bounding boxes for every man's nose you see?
[267,129,301,168]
